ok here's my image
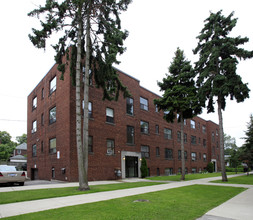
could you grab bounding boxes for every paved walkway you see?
[0,173,252,219]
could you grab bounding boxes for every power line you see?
[0,119,26,123]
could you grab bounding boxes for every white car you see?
[0,165,26,186]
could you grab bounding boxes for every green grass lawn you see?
[4,185,245,220]
[147,172,242,181]
[212,174,253,185]
[0,182,165,205]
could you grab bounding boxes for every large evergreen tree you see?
[193,10,253,181]
[241,114,253,172]
[28,0,131,190]
[154,48,201,180]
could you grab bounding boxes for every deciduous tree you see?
[0,131,16,161]
[193,10,253,181]
[16,134,27,145]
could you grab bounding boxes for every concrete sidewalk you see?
[0,174,252,219]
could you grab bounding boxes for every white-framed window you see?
[32,144,36,157]
[156,147,160,157]
[191,152,197,161]
[82,101,93,118]
[203,139,207,148]
[191,135,197,144]
[106,139,115,155]
[127,126,134,144]
[178,150,181,160]
[202,125,206,133]
[50,76,56,94]
[203,153,207,161]
[155,105,159,112]
[49,106,56,124]
[32,96,37,110]
[49,138,56,154]
[190,120,196,129]
[177,131,181,142]
[164,128,172,139]
[32,120,37,133]
[140,97,148,111]
[126,97,134,115]
[155,125,159,134]
[212,132,215,142]
[141,145,150,158]
[140,121,149,134]
[165,148,173,159]
[184,133,187,143]
[106,108,114,123]
[165,168,173,176]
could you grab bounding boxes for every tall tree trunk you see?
[180,113,185,180]
[81,9,91,190]
[75,3,89,190]
[76,18,87,190]
[218,97,227,182]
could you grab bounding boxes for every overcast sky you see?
[0,0,252,147]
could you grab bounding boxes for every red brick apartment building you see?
[27,62,220,181]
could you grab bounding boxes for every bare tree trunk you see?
[218,98,227,182]
[81,10,91,190]
[75,2,89,190]
[76,18,88,190]
[180,113,185,180]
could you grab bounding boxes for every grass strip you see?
[0,182,165,205]
[4,184,246,220]
[212,174,253,185]
[147,172,243,181]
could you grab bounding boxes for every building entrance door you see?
[125,156,138,178]
[31,168,38,180]
[213,161,216,172]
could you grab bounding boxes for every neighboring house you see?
[27,60,220,181]
[10,143,27,170]
[13,143,27,157]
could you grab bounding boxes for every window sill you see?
[141,132,150,136]
[126,143,135,146]
[106,153,116,156]
[106,122,115,126]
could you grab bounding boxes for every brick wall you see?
[27,62,219,181]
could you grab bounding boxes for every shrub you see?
[140,157,148,178]
[226,167,243,172]
[207,162,214,173]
